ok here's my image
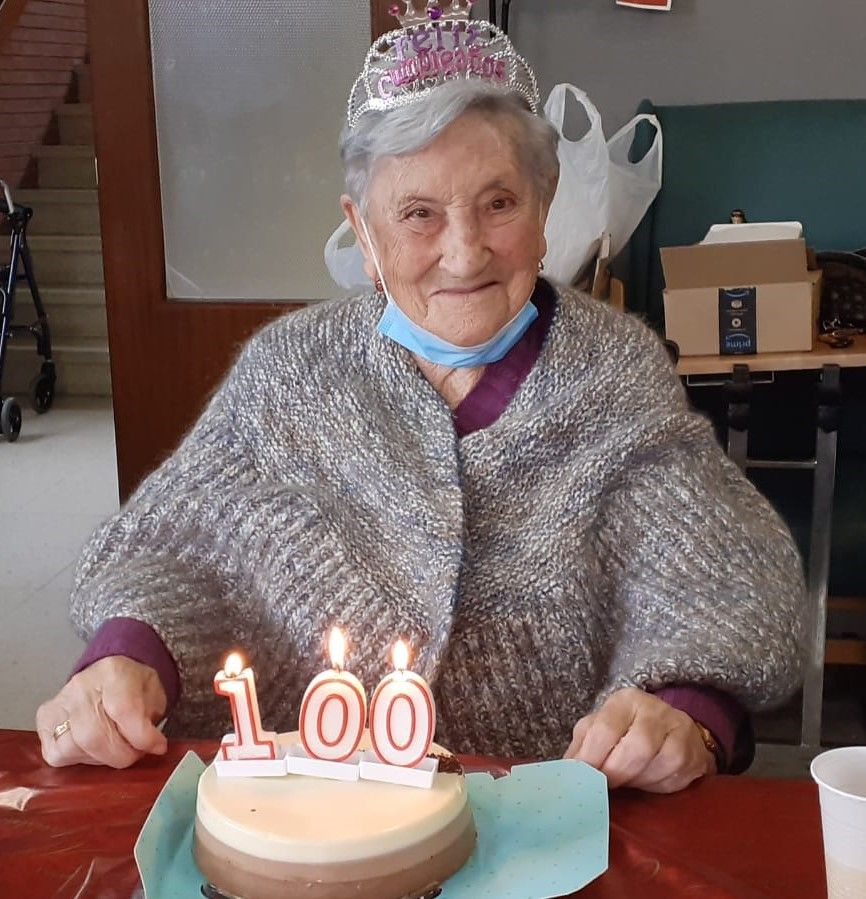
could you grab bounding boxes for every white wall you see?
[512,0,866,133]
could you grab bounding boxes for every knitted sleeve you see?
[68,328,314,735]
[591,318,807,713]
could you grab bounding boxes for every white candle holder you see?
[359,749,439,789]
[214,736,289,778]
[286,743,361,782]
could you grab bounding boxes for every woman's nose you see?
[438,212,489,278]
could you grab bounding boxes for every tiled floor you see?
[0,396,118,730]
[1,397,863,772]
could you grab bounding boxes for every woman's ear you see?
[537,207,550,263]
[340,194,379,283]
[538,171,558,250]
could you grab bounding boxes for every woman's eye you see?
[490,197,514,211]
[406,208,431,220]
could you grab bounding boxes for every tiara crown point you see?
[390,0,472,29]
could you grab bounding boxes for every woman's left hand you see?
[564,687,716,793]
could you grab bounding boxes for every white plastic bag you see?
[606,112,663,259]
[542,84,663,285]
[542,84,610,285]
[324,218,372,293]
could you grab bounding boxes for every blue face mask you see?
[377,297,538,368]
[360,218,538,368]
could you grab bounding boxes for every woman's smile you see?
[432,281,498,298]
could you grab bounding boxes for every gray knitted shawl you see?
[70,284,806,759]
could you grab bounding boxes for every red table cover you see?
[0,729,827,898]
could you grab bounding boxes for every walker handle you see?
[0,180,13,216]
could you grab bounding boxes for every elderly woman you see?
[37,8,805,793]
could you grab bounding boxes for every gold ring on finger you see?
[52,719,72,741]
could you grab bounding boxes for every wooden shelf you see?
[826,639,866,666]
[829,596,866,613]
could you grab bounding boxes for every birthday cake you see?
[194,730,476,899]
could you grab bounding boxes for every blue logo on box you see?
[719,287,757,355]
[723,332,754,353]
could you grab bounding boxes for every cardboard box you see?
[661,238,821,356]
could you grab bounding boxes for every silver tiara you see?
[346,1,540,130]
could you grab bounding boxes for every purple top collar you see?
[452,278,556,437]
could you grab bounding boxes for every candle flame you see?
[224,652,244,677]
[393,639,410,672]
[329,627,346,670]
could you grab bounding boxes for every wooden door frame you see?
[86,0,394,500]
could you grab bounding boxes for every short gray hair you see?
[339,80,559,212]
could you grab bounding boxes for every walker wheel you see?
[30,371,55,413]
[1,397,22,442]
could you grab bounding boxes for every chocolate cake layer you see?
[194,803,476,899]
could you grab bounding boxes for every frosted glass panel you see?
[148,1,371,300]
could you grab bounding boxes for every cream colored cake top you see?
[196,731,469,864]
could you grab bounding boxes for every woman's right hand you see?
[36,656,168,768]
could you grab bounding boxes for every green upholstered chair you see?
[624,99,866,603]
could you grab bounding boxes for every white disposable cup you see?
[811,747,866,899]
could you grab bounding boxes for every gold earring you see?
[538,260,545,272]
[375,277,384,294]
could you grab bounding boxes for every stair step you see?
[25,235,104,285]
[27,234,102,251]
[48,304,108,339]
[13,282,107,339]
[3,338,111,397]
[13,188,100,235]
[34,145,96,189]
[14,188,98,204]
[32,145,95,159]
[16,283,105,307]
[57,103,93,146]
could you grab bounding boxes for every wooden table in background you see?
[676,334,866,377]
[0,729,827,898]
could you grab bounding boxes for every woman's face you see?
[343,111,549,348]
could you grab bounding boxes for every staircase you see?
[5,62,111,398]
